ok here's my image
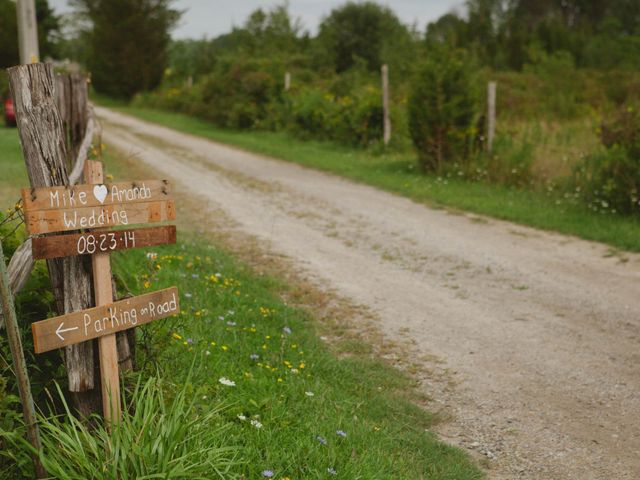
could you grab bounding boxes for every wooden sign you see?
[21,180,175,235]
[32,225,177,259]
[32,287,180,353]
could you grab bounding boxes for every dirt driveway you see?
[98,107,640,479]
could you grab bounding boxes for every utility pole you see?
[16,0,40,64]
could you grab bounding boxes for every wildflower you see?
[250,354,260,360]
[172,332,182,340]
[328,467,337,475]
[143,280,151,289]
[283,326,292,335]
[305,391,314,397]
[184,293,192,298]
[218,377,235,387]
[218,315,225,321]
[205,350,211,356]
[250,419,263,429]
[336,430,347,438]
[277,378,283,383]
[186,338,194,345]
[316,435,327,445]
[191,274,199,279]
[237,414,246,421]
[146,252,157,261]
[261,471,274,478]
[227,321,237,326]
[299,363,305,369]
[221,345,229,351]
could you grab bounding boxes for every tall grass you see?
[2,376,239,480]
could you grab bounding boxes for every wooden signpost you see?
[24,161,179,423]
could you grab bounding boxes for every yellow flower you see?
[221,345,229,351]
[172,332,182,340]
[211,341,217,346]
[277,378,283,383]
[143,280,151,289]
[299,363,305,369]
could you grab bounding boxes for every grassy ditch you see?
[94,99,640,252]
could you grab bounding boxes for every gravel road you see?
[98,107,640,479]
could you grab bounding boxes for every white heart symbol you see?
[93,185,108,204]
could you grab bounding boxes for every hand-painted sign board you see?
[31,225,177,260]
[22,180,172,210]
[21,180,175,235]
[32,287,180,353]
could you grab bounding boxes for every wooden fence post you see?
[7,63,101,417]
[56,73,89,171]
[487,80,496,154]
[284,72,291,92]
[381,64,391,146]
[0,240,46,478]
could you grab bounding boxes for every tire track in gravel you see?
[98,107,640,479]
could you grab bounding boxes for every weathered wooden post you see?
[0,240,46,478]
[56,73,89,171]
[381,64,391,146]
[284,72,291,92]
[8,63,100,416]
[487,80,496,154]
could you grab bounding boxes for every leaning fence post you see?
[487,80,496,154]
[8,63,101,417]
[0,239,46,478]
[381,64,391,146]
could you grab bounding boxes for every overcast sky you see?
[48,0,464,39]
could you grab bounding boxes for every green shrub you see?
[2,376,239,479]
[408,49,479,172]
[289,84,383,146]
[574,105,640,215]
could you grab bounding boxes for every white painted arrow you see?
[56,322,79,341]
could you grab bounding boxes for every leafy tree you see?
[317,1,415,74]
[73,0,180,98]
[408,48,479,172]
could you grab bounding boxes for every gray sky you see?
[49,0,464,39]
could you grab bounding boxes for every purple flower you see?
[336,430,347,438]
[316,435,327,445]
[283,326,292,335]
[186,338,194,345]
[261,470,274,478]
[328,467,337,475]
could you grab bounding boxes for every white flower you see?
[305,391,314,397]
[205,350,211,356]
[218,377,236,387]
[146,252,157,260]
[237,414,247,421]
[250,419,263,429]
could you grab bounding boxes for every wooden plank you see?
[32,225,177,260]
[22,179,172,211]
[32,287,179,354]
[86,160,119,423]
[24,200,176,235]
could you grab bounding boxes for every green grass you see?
[0,126,27,208]
[95,98,640,252]
[110,237,482,479]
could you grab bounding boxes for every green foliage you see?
[290,84,383,146]
[2,378,238,479]
[74,0,180,99]
[316,1,415,74]
[408,49,479,172]
[574,104,640,215]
